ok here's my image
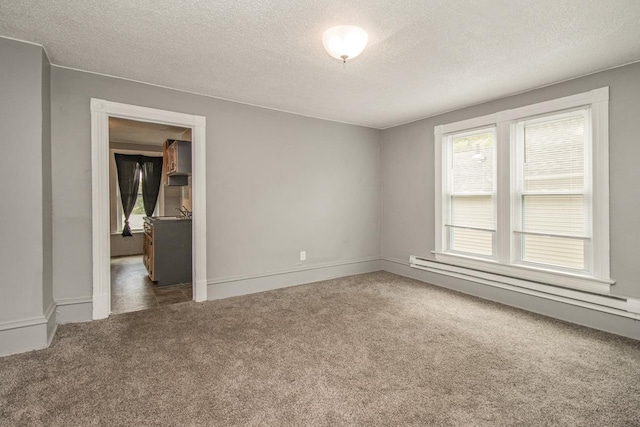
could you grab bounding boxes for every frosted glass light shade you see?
[322,25,368,63]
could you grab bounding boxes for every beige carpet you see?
[1,272,639,426]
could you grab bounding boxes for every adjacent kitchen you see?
[109,118,194,314]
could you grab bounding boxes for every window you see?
[115,169,159,233]
[445,127,496,257]
[123,170,146,231]
[434,87,611,292]
[111,150,163,234]
[514,109,590,272]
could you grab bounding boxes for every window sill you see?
[429,251,614,295]
[110,230,144,236]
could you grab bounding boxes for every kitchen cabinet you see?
[143,217,192,286]
[163,139,191,186]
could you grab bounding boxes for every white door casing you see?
[90,99,207,319]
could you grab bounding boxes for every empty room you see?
[1,1,639,425]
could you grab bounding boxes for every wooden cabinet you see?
[163,139,191,186]
[142,225,154,279]
[143,217,192,286]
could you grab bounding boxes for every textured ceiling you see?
[1,1,640,129]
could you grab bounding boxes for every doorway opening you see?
[109,118,193,314]
[91,100,207,319]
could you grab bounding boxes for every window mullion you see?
[511,122,525,264]
[495,119,511,264]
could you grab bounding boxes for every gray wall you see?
[381,61,640,300]
[0,38,47,323]
[51,66,381,302]
[110,233,144,257]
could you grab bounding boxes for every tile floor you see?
[110,255,192,315]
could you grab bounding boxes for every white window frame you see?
[443,126,497,259]
[512,108,591,274]
[434,87,612,294]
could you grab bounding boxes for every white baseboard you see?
[208,257,381,300]
[381,257,640,341]
[0,300,58,356]
[0,316,48,357]
[44,299,57,345]
[0,323,48,357]
[56,297,93,324]
[194,279,207,303]
[92,293,109,320]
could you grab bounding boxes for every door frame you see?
[90,99,207,319]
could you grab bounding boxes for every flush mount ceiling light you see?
[322,25,368,64]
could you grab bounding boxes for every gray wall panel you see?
[0,38,46,323]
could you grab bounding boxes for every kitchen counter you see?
[146,216,191,222]
[143,216,192,286]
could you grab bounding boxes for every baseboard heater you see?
[409,255,640,320]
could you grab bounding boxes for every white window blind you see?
[446,128,495,257]
[514,109,590,272]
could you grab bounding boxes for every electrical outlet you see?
[300,251,306,261]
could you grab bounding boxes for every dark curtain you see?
[141,157,164,216]
[114,154,141,237]
[114,154,164,237]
